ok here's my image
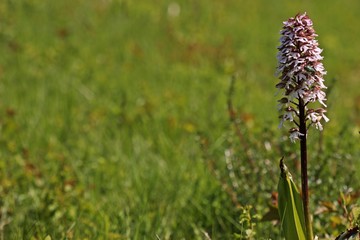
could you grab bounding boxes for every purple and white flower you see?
[276,13,329,141]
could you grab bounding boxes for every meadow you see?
[0,0,359,239]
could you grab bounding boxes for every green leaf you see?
[278,157,306,240]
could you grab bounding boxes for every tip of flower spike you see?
[295,12,312,25]
[296,12,308,18]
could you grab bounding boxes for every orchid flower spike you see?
[276,13,329,142]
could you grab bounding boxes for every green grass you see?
[0,0,359,239]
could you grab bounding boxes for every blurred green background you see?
[0,0,359,239]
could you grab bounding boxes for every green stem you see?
[299,98,313,240]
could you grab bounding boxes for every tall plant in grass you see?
[275,13,328,240]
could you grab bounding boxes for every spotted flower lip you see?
[276,13,329,141]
